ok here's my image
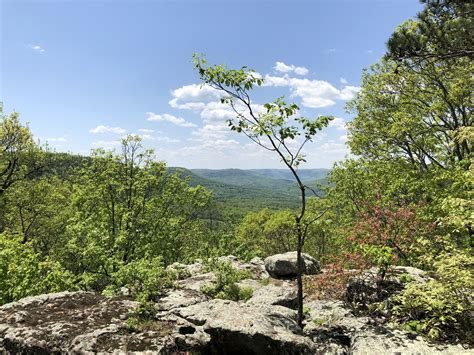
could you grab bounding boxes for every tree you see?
[193,54,332,327]
[347,59,472,172]
[64,135,212,290]
[387,0,474,63]
[0,109,43,197]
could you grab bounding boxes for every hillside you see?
[249,168,329,182]
[169,167,308,215]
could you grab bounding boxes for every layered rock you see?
[1,256,471,355]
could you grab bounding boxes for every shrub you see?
[391,252,473,342]
[201,260,253,301]
[304,253,365,300]
[125,301,174,335]
[104,257,175,302]
[0,233,77,305]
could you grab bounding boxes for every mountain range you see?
[169,168,330,213]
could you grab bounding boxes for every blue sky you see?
[1,0,422,168]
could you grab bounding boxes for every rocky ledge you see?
[0,254,471,354]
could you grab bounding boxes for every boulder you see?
[264,251,321,278]
[171,299,323,354]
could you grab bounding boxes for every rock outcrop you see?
[264,251,321,278]
[1,256,471,354]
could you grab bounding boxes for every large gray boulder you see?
[264,251,321,278]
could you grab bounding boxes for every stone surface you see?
[0,256,471,355]
[264,251,321,278]
[171,299,320,354]
[247,282,297,308]
[0,291,208,354]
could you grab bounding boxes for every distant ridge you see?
[168,167,329,214]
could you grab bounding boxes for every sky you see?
[1,0,422,169]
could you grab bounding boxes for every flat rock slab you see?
[0,291,207,354]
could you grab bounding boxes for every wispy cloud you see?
[45,137,67,143]
[274,61,309,76]
[29,44,45,53]
[89,125,126,134]
[329,117,348,131]
[139,134,180,143]
[91,140,121,149]
[146,112,197,128]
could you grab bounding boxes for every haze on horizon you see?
[1,0,422,169]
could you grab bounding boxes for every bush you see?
[104,257,175,302]
[0,233,77,305]
[201,260,253,301]
[391,252,473,342]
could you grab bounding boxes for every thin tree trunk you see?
[296,228,304,328]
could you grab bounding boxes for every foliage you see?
[387,0,474,62]
[201,260,253,301]
[234,208,297,259]
[103,257,175,302]
[391,251,474,342]
[347,199,429,279]
[304,260,362,301]
[0,232,77,304]
[124,301,174,334]
[0,117,217,304]
[0,110,44,197]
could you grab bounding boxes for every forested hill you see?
[168,167,329,213]
[42,153,328,214]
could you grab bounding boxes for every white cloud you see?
[200,101,236,122]
[156,137,180,143]
[45,137,67,142]
[29,44,45,53]
[367,49,374,54]
[329,117,347,131]
[340,77,348,85]
[191,122,230,140]
[146,112,197,128]
[274,61,309,76]
[139,134,180,143]
[339,134,348,142]
[264,75,360,108]
[138,128,154,133]
[91,140,120,148]
[169,84,221,110]
[90,125,126,134]
[319,141,348,154]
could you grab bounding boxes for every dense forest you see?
[0,0,472,344]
